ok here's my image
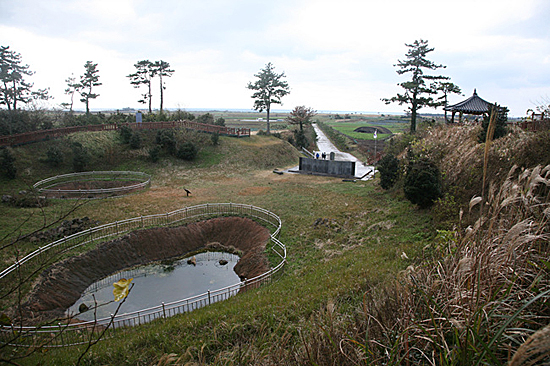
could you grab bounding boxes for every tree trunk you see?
[443,93,449,123]
[410,100,417,134]
[148,81,152,113]
[159,74,164,113]
[266,107,271,134]
[12,79,17,111]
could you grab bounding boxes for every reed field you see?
[1,119,549,365]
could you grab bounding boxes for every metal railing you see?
[301,147,314,158]
[33,171,152,198]
[0,203,285,347]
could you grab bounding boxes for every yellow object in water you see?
[113,278,133,302]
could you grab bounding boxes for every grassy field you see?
[0,126,434,365]
[3,118,548,365]
[325,118,409,141]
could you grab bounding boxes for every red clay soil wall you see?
[17,217,270,323]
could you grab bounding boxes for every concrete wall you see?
[299,157,356,178]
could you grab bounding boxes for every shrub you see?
[478,104,508,143]
[45,146,64,167]
[431,193,461,229]
[71,142,90,172]
[211,132,219,146]
[214,117,225,126]
[119,125,133,144]
[293,129,308,149]
[148,146,160,162]
[156,129,177,155]
[176,142,198,161]
[170,109,195,121]
[197,113,214,125]
[404,158,442,208]
[0,147,16,179]
[129,132,142,149]
[377,154,400,189]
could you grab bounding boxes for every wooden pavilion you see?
[444,89,494,123]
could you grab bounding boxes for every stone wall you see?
[299,157,356,178]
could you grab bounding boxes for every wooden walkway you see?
[0,120,250,147]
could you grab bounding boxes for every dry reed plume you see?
[285,163,550,365]
[365,163,550,364]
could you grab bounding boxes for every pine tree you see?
[0,46,49,113]
[127,60,155,113]
[247,62,290,134]
[77,61,102,116]
[153,60,174,113]
[382,39,448,133]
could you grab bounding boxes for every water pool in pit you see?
[67,251,241,321]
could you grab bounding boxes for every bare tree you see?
[286,105,316,131]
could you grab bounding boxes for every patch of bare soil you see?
[16,217,271,323]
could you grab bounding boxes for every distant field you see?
[205,111,290,131]
[208,111,410,135]
[326,118,409,140]
[189,110,410,136]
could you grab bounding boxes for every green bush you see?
[211,132,220,146]
[0,147,16,179]
[404,158,442,208]
[71,142,90,172]
[478,104,508,143]
[293,130,308,149]
[129,132,142,149]
[45,146,64,167]
[197,113,214,125]
[214,117,225,126]
[377,154,400,189]
[119,125,133,144]
[170,109,195,121]
[176,142,198,161]
[148,146,160,162]
[156,129,177,155]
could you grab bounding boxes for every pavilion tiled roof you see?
[444,89,493,114]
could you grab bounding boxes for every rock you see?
[187,256,196,266]
[78,303,89,313]
[219,259,228,265]
[2,195,13,203]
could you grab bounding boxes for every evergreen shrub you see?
[404,158,442,208]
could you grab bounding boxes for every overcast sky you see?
[1,0,550,116]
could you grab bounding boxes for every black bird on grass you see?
[184,188,191,196]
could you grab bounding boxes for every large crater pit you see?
[18,216,270,323]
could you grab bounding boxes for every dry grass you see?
[296,163,550,365]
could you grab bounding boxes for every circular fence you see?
[0,203,286,348]
[33,171,151,199]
